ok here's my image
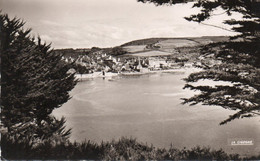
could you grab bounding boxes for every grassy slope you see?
[3,136,259,160]
[120,36,228,47]
[54,36,229,57]
[120,36,229,56]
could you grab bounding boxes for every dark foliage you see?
[181,0,260,124]
[138,0,192,6]
[0,12,77,152]
[2,136,250,160]
[138,0,260,124]
[108,46,127,56]
[73,64,89,74]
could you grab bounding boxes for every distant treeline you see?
[54,46,127,59]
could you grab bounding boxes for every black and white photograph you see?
[0,0,260,160]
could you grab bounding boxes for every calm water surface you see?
[53,72,260,155]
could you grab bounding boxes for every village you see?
[62,49,198,79]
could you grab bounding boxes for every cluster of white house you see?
[63,50,194,74]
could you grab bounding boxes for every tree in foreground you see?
[0,12,77,150]
[138,0,260,124]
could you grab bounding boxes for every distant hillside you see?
[121,38,169,46]
[54,36,229,58]
[120,36,229,47]
[120,36,230,56]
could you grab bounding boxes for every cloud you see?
[2,0,241,49]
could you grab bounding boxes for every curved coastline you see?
[75,67,201,81]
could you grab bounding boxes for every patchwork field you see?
[155,39,199,48]
[122,45,147,53]
[158,48,177,53]
[127,50,172,57]
[190,38,213,44]
[117,36,229,57]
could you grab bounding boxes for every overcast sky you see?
[1,0,240,49]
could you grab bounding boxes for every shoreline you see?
[75,67,202,81]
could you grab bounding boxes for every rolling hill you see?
[54,36,229,57]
